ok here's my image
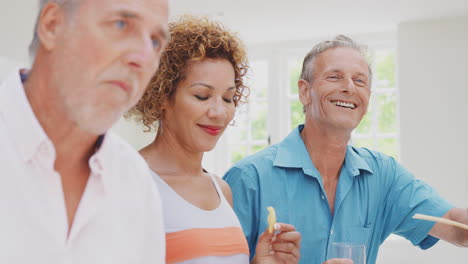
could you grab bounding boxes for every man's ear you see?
[36,3,67,51]
[298,79,311,107]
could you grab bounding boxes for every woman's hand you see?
[251,223,301,264]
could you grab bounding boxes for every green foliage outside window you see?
[355,105,372,134]
[378,138,398,159]
[230,61,269,164]
[289,60,304,129]
[353,138,374,149]
[290,100,304,129]
[377,93,397,133]
[375,52,396,88]
[252,145,267,153]
[231,145,246,164]
[289,60,301,95]
[252,102,268,140]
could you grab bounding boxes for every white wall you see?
[377,15,468,263]
[0,1,36,59]
[398,15,468,208]
[111,118,155,150]
[0,1,36,79]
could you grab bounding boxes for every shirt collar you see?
[0,68,50,162]
[343,145,374,176]
[0,69,111,190]
[273,125,373,177]
[273,125,321,177]
[88,134,112,192]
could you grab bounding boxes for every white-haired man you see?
[224,35,468,264]
[0,0,169,263]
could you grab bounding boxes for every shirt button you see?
[330,229,334,235]
[321,195,325,200]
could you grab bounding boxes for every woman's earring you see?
[229,119,236,127]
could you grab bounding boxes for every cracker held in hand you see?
[267,206,277,233]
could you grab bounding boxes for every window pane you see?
[230,145,247,164]
[290,99,304,129]
[355,98,373,135]
[227,59,269,166]
[250,61,268,99]
[228,110,248,143]
[353,138,374,149]
[251,101,268,140]
[356,112,372,135]
[378,138,398,159]
[288,58,302,95]
[377,93,397,133]
[252,144,267,153]
[375,50,396,89]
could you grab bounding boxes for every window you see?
[351,49,399,159]
[288,57,304,130]
[226,60,269,164]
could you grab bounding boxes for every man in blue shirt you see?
[223,35,468,264]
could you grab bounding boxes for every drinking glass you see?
[328,242,366,264]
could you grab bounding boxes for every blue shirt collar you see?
[345,145,374,176]
[273,125,373,177]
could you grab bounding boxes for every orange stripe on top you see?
[166,227,249,264]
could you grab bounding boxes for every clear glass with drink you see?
[328,242,366,264]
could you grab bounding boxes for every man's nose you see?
[124,35,158,72]
[341,78,356,94]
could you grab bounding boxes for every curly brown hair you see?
[127,15,250,132]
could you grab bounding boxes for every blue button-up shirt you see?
[223,125,453,264]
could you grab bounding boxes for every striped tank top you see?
[151,171,250,264]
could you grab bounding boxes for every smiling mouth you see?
[198,125,222,136]
[331,100,356,109]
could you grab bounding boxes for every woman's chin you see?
[197,142,218,153]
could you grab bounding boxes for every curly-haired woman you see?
[127,16,301,264]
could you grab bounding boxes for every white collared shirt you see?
[0,69,165,264]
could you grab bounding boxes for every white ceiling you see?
[1,0,467,61]
[170,0,468,44]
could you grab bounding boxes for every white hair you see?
[29,0,78,61]
[300,35,373,87]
